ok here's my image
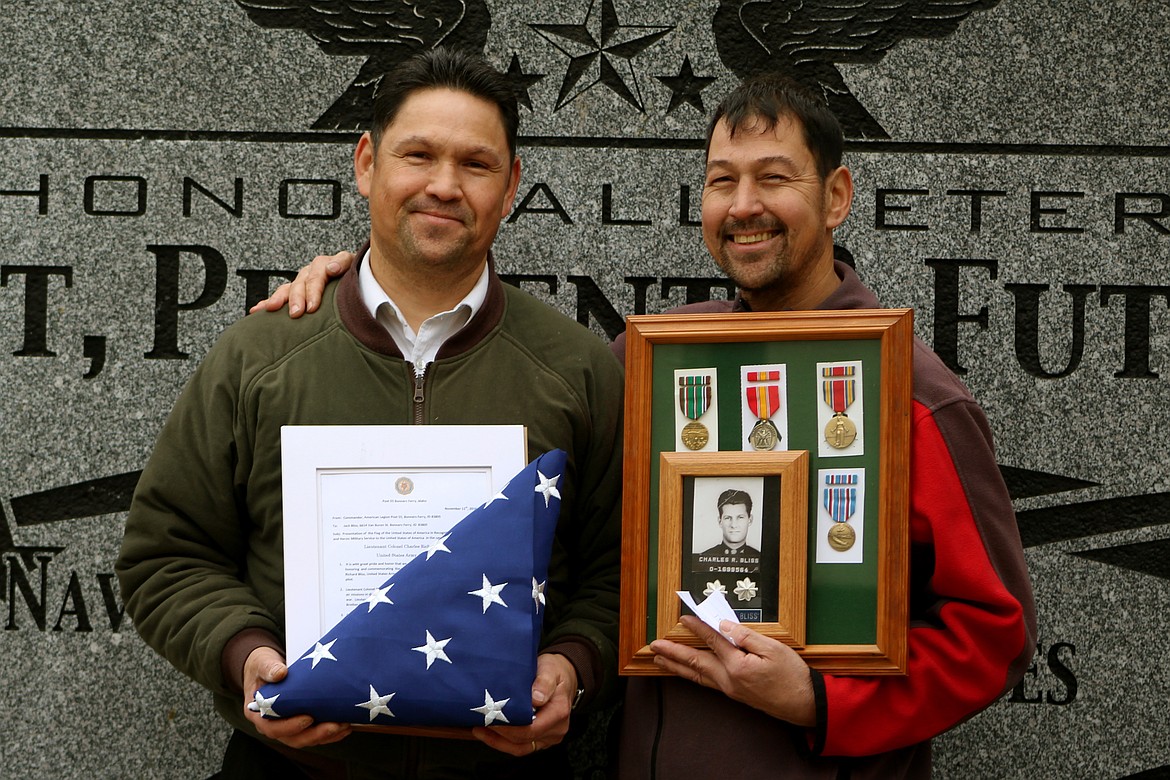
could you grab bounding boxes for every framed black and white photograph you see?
[621,450,808,675]
[683,475,774,623]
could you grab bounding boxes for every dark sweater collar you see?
[733,257,879,313]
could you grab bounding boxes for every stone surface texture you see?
[1,0,1167,777]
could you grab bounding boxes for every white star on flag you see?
[469,574,508,614]
[734,578,758,602]
[302,639,338,668]
[362,584,394,612]
[426,534,452,560]
[703,580,727,597]
[412,630,453,669]
[356,685,395,721]
[471,690,511,726]
[532,578,546,612]
[249,691,281,718]
[483,490,509,507]
[534,471,561,508]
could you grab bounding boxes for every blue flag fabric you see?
[252,449,566,728]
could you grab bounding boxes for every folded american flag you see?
[251,449,566,728]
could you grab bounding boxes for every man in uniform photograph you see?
[697,487,761,566]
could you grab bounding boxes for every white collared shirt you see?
[357,250,489,377]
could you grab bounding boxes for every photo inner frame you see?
[619,309,912,676]
[644,451,808,672]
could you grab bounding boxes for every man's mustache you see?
[721,217,784,236]
[406,198,472,224]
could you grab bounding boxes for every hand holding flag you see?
[250,450,567,732]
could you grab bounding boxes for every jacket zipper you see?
[412,363,427,425]
[407,363,428,775]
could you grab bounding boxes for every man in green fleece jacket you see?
[116,48,623,779]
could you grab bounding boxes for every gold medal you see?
[828,522,856,552]
[744,372,782,451]
[824,413,857,449]
[679,375,713,450]
[680,421,709,450]
[748,418,780,451]
[822,366,858,450]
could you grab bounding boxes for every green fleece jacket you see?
[117,257,623,769]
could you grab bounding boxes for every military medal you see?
[744,370,782,451]
[822,365,858,449]
[824,473,858,552]
[678,375,712,450]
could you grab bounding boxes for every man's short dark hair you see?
[717,489,753,517]
[705,73,843,179]
[370,48,520,159]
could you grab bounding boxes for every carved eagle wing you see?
[235,0,473,54]
[235,0,491,127]
[714,0,1002,137]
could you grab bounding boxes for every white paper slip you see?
[677,590,741,645]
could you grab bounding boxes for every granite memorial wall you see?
[1,0,1167,777]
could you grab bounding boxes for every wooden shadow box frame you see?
[619,309,913,676]
[650,450,808,666]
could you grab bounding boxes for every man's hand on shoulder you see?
[471,652,577,756]
[248,250,356,318]
[651,615,816,728]
[243,646,352,748]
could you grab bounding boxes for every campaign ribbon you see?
[821,365,856,414]
[745,383,781,421]
[823,473,858,524]
[679,376,711,421]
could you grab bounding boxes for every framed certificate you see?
[619,310,912,675]
[280,425,527,660]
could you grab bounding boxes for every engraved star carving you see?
[469,574,509,613]
[532,577,547,612]
[301,639,338,669]
[356,685,396,721]
[703,580,727,596]
[505,54,546,111]
[249,691,281,719]
[412,630,453,669]
[362,584,394,612]
[530,0,673,111]
[471,689,511,726]
[426,534,452,560]
[534,471,562,508]
[734,577,757,602]
[656,56,717,114]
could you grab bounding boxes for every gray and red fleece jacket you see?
[613,260,1036,779]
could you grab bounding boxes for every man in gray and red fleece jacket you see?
[609,73,1036,779]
